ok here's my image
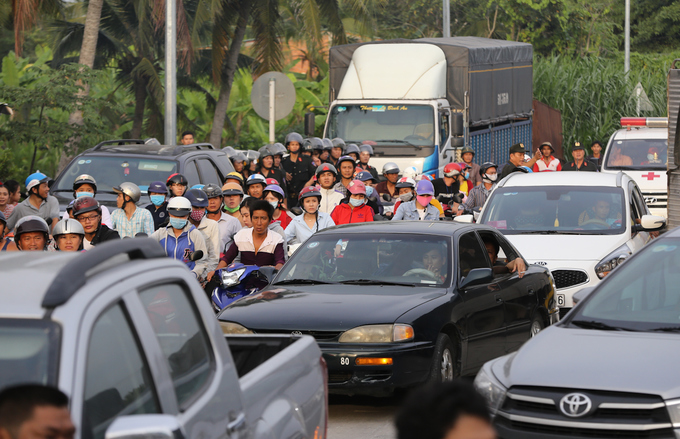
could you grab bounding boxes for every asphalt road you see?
[327,394,404,439]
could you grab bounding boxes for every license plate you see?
[557,294,565,306]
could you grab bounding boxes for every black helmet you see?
[203,183,223,199]
[167,173,188,186]
[259,144,275,158]
[185,188,209,208]
[285,132,304,147]
[301,138,313,152]
[73,174,98,197]
[479,162,498,176]
[14,215,50,250]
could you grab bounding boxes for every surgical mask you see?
[190,210,205,222]
[648,153,658,161]
[365,186,375,198]
[268,201,279,209]
[399,192,414,202]
[170,217,187,229]
[464,172,470,179]
[484,173,498,182]
[150,195,165,206]
[349,197,365,207]
[76,192,94,199]
[416,195,433,207]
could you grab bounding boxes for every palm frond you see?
[251,0,283,74]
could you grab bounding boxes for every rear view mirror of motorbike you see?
[258,266,279,284]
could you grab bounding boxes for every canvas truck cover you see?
[329,37,533,127]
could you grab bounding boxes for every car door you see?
[182,160,201,187]
[457,231,506,372]
[196,158,222,186]
[628,182,651,253]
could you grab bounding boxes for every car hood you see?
[505,234,625,261]
[494,325,680,399]
[218,284,447,331]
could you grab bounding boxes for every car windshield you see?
[481,186,626,235]
[572,238,680,331]
[326,104,435,157]
[0,319,60,388]
[275,233,451,288]
[605,138,667,170]
[55,156,178,194]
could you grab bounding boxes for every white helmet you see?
[402,166,418,180]
[167,196,192,217]
[52,218,85,237]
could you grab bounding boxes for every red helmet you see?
[72,196,101,217]
[299,186,322,202]
[443,163,461,178]
[265,178,279,186]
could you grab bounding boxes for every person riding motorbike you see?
[392,179,440,221]
[52,218,85,252]
[0,212,18,251]
[71,174,113,227]
[72,196,120,248]
[166,173,188,197]
[145,181,169,230]
[330,180,375,225]
[263,184,292,229]
[285,186,335,245]
[14,215,50,251]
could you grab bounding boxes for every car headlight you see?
[219,321,253,335]
[595,244,632,279]
[221,268,246,287]
[338,324,414,343]
[473,363,507,417]
[666,399,680,428]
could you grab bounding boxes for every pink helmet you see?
[347,180,367,196]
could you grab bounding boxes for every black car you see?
[50,139,235,211]
[218,221,558,396]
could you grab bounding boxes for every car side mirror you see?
[572,286,596,306]
[637,214,666,231]
[105,415,184,439]
[459,268,493,289]
[454,214,473,223]
[257,266,279,283]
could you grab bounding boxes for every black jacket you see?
[91,224,120,246]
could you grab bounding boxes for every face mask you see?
[464,172,470,179]
[268,201,279,209]
[170,217,187,229]
[399,192,414,202]
[76,192,94,199]
[190,210,205,222]
[484,173,498,182]
[648,153,658,161]
[150,195,165,206]
[416,195,433,207]
[224,205,240,213]
[349,197,365,207]
[365,186,375,198]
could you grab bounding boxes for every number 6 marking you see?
[340,357,350,366]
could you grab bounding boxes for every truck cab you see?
[600,117,668,217]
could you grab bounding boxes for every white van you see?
[600,117,668,217]
[476,171,665,318]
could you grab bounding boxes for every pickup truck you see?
[0,239,327,439]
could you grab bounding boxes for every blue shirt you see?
[285,212,335,244]
[111,207,155,238]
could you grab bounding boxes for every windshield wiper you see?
[516,231,588,235]
[378,139,423,150]
[338,279,418,287]
[273,279,335,286]
[650,326,680,332]
[570,320,636,331]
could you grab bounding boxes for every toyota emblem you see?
[291,331,303,336]
[559,393,592,417]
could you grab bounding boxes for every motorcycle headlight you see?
[595,244,632,279]
[221,268,246,287]
[473,363,508,417]
[338,324,414,343]
[219,321,254,335]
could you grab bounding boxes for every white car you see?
[600,117,668,217]
[477,171,665,317]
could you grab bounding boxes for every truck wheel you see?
[530,316,544,337]
[430,334,458,383]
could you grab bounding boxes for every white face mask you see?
[484,173,498,182]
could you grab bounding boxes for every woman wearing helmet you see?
[166,173,189,197]
[330,180,374,225]
[14,215,50,251]
[257,145,286,188]
[390,176,417,216]
[392,180,440,221]
[263,184,293,229]
[6,172,59,233]
[111,182,155,237]
[282,132,316,208]
[457,162,473,196]
[357,143,379,179]
[145,181,169,230]
[245,174,267,199]
[71,174,113,228]
[72,196,120,248]
[285,186,335,245]
[0,212,18,251]
[52,218,85,252]
[272,143,286,169]
[185,188,220,273]
[315,163,343,214]
[150,196,210,279]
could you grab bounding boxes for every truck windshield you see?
[605,139,667,170]
[327,104,435,157]
[481,186,626,235]
[0,319,60,388]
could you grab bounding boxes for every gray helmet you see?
[461,146,475,156]
[231,152,247,164]
[222,146,237,158]
[315,163,338,176]
[360,144,374,155]
[203,183,223,199]
[331,138,346,152]
[309,137,324,151]
[273,143,286,156]
[258,144,275,158]
[345,143,360,155]
[382,162,400,175]
[321,138,333,151]
[285,132,304,147]
[301,138,313,152]
[246,150,260,162]
[113,182,141,203]
[53,218,85,237]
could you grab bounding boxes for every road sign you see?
[251,72,296,121]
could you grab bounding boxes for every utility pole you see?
[165,0,177,145]
[624,0,630,73]
[443,0,450,38]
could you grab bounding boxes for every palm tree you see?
[7,0,63,57]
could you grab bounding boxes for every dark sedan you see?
[218,222,558,395]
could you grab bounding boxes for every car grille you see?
[328,372,353,384]
[495,387,674,439]
[643,191,667,209]
[251,329,342,342]
[552,270,588,289]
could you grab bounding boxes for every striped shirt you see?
[111,207,155,238]
[464,183,494,211]
[221,228,285,267]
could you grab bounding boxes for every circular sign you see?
[251,72,296,121]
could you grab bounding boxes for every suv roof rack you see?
[92,139,146,150]
[172,143,216,155]
[42,239,166,309]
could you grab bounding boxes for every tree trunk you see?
[209,8,249,148]
[131,76,148,138]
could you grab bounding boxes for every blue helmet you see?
[25,171,48,192]
[148,181,168,194]
[185,188,209,207]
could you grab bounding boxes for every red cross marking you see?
[641,172,660,181]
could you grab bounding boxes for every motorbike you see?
[210,263,277,312]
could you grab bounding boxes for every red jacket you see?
[331,202,375,225]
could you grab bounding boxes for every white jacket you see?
[319,187,344,214]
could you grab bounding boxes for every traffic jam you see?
[1,36,680,439]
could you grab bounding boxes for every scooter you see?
[210,263,276,312]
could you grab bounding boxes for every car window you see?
[605,138,667,170]
[183,161,200,187]
[196,159,221,186]
[458,232,490,278]
[82,304,160,439]
[477,231,519,275]
[632,186,649,217]
[139,284,213,410]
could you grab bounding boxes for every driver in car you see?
[578,198,619,227]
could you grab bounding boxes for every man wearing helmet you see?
[320,139,333,163]
[71,174,113,227]
[166,174,189,197]
[14,216,51,251]
[533,142,562,172]
[245,174,267,199]
[185,188,220,272]
[204,183,241,256]
[332,156,358,197]
[315,163,344,214]
[285,186,335,245]
[111,182,154,238]
[460,146,482,186]
[375,163,400,200]
[222,182,245,226]
[230,153,247,178]
[257,145,287,189]
[356,144,379,179]
[433,163,461,205]
[145,181,169,230]
[282,132,315,208]
[463,162,498,213]
[6,172,59,233]
[72,196,120,248]
[150,196,210,279]
[52,219,85,252]
[329,138,345,166]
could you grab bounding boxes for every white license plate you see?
[557,294,566,307]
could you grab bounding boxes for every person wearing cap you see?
[588,140,604,170]
[332,155,358,197]
[263,184,293,229]
[185,188,220,273]
[330,180,375,225]
[460,146,482,187]
[500,143,540,179]
[0,211,18,251]
[13,215,51,251]
[562,142,598,172]
[533,142,562,172]
[375,163,400,200]
[145,181,169,230]
[392,180,440,221]
[463,162,498,213]
[111,182,155,238]
[6,172,59,233]
[72,196,120,249]
[282,132,316,208]
[315,163,344,214]
[285,186,335,245]
[150,196,210,279]
[204,183,241,256]
[357,143,379,179]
